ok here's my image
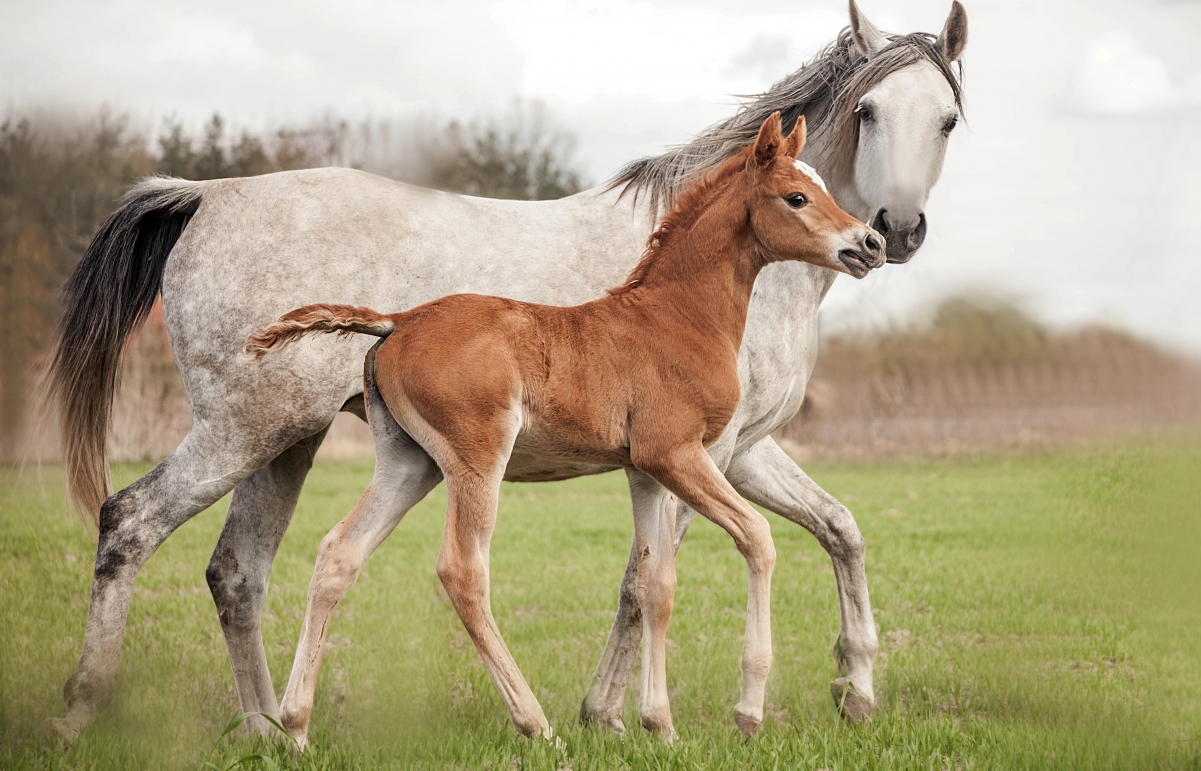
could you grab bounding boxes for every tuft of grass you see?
[1,442,1198,769]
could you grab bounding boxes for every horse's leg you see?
[206,425,331,737]
[50,430,262,741]
[278,398,442,750]
[635,442,776,738]
[581,439,736,732]
[625,471,679,741]
[580,499,700,734]
[579,541,640,733]
[725,436,877,721]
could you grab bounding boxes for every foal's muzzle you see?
[837,228,886,277]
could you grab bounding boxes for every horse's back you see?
[155,169,646,436]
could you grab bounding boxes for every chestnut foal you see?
[246,113,884,746]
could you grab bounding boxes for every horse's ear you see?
[783,115,807,160]
[937,0,968,62]
[849,0,887,58]
[753,112,784,168]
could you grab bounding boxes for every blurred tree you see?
[0,103,588,456]
[415,102,585,200]
[157,119,196,178]
[0,111,155,454]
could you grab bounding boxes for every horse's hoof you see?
[581,708,626,736]
[733,709,762,738]
[830,677,874,723]
[44,717,80,744]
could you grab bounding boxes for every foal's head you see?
[747,112,885,278]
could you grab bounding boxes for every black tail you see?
[44,177,203,524]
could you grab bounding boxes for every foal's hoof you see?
[733,709,762,738]
[44,717,80,745]
[518,721,554,740]
[830,677,874,723]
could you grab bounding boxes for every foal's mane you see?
[608,28,964,213]
[607,149,752,296]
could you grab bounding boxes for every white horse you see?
[46,0,967,740]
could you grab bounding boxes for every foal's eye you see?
[785,193,808,208]
[943,116,959,133]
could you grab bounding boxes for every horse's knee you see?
[824,505,865,562]
[617,563,642,626]
[93,489,149,585]
[206,547,264,632]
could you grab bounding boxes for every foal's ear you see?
[937,0,968,62]
[783,115,807,160]
[753,112,785,168]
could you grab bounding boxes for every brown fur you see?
[244,304,396,359]
[259,113,883,743]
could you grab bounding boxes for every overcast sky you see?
[4,0,1201,354]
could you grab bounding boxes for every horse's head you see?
[748,113,885,278]
[833,0,968,263]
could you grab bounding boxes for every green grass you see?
[2,443,1199,769]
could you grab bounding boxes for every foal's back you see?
[370,290,741,471]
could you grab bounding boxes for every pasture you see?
[2,443,1198,770]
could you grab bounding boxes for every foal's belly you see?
[502,450,620,482]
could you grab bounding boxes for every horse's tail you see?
[244,304,397,360]
[45,177,204,525]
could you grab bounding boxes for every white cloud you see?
[144,12,314,76]
[1069,30,1197,116]
[487,0,843,103]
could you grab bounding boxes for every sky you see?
[3,0,1201,354]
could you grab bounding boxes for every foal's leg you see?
[634,442,776,738]
[50,429,262,741]
[726,436,877,720]
[625,471,679,741]
[206,425,330,737]
[278,412,442,749]
[437,452,551,739]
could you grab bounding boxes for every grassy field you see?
[1,444,1199,770]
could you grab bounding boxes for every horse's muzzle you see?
[871,209,927,264]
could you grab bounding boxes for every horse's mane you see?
[607,28,964,213]
[607,149,751,296]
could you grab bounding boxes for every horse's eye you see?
[855,105,874,123]
[786,193,808,208]
[943,116,959,133]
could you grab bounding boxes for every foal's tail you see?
[244,304,397,360]
[45,176,204,525]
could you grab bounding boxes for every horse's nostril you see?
[908,213,927,249]
[870,209,890,235]
[865,234,882,253]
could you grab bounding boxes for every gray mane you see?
[608,28,964,213]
